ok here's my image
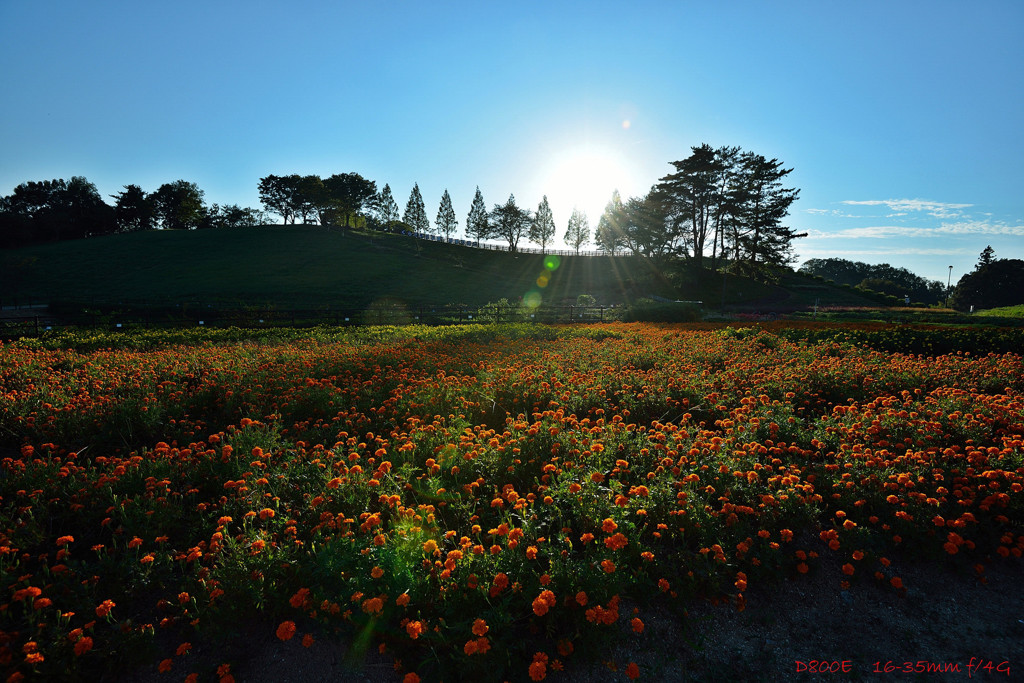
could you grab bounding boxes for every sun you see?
[539,146,639,225]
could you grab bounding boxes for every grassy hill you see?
[1,225,881,312]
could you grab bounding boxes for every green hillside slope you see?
[1,225,878,312]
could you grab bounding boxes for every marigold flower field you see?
[1,322,1022,681]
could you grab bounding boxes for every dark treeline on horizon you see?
[5,145,990,301]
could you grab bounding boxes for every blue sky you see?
[2,1,1021,285]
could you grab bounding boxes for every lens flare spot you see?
[523,291,543,309]
[544,255,561,271]
[536,274,549,288]
[622,119,631,129]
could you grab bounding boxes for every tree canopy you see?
[564,207,590,255]
[403,184,429,233]
[489,194,531,252]
[529,196,556,253]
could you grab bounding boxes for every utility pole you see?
[945,265,953,308]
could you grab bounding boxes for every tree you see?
[730,152,803,265]
[373,184,401,230]
[204,204,265,229]
[529,195,556,253]
[625,189,673,258]
[658,144,723,268]
[435,189,458,242]
[404,183,429,233]
[112,185,154,232]
[323,172,377,230]
[977,246,996,270]
[466,186,489,244]
[152,180,206,230]
[950,259,1024,311]
[564,207,590,255]
[258,174,299,225]
[294,175,323,224]
[594,190,628,254]
[489,194,532,252]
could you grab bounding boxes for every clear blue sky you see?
[2,1,1021,285]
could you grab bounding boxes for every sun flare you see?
[540,146,639,224]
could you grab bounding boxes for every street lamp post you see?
[945,266,953,308]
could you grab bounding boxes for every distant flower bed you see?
[1,323,1022,681]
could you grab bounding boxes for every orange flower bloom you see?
[631,617,644,633]
[258,508,275,520]
[73,636,93,656]
[276,621,297,641]
[302,634,315,648]
[626,662,640,679]
[96,599,116,618]
[601,559,616,573]
[601,518,618,533]
[472,619,489,637]
[159,658,173,673]
[406,621,424,639]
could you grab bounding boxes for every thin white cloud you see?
[840,198,972,219]
[805,220,1024,240]
[798,246,973,257]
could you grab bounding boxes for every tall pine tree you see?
[529,195,556,253]
[435,189,458,242]
[564,208,590,255]
[466,186,489,244]
[375,184,400,229]
[403,183,429,234]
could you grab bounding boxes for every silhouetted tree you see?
[490,194,531,252]
[204,204,265,229]
[625,189,673,258]
[323,172,376,230]
[436,189,458,242]
[152,180,206,230]
[730,153,803,265]
[595,190,627,254]
[373,184,400,230]
[466,186,489,244]
[258,174,299,225]
[404,183,429,233]
[529,195,556,253]
[564,207,590,255]
[977,245,995,270]
[950,259,1024,311]
[112,185,155,232]
[2,177,113,242]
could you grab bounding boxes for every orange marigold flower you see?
[302,634,315,648]
[626,662,640,679]
[159,658,173,673]
[56,535,74,546]
[406,621,424,639]
[176,642,192,656]
[601,559,616,574]
[276,620,297,641]
[631,617,644,633]
[852,550,864,561]
[797,562,809,574]
[529,660,547,681]
[472,619,489,637]
[575,590,588,606]
[526,546,538,559]
[259,508,275,520]
[474,637,491,654]
[73,636,93,656]
[842,563,855,576]
[604,533,628,551]
[890,577,903,589]
[403,674,421,683]
[601,518,618,533]
[371,566,384,579]
[464,639,479,655]
[96,599,115,618]
[396,593,410,607]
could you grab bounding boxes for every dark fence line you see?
[0,305,621,339]
[404,231,607,257]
